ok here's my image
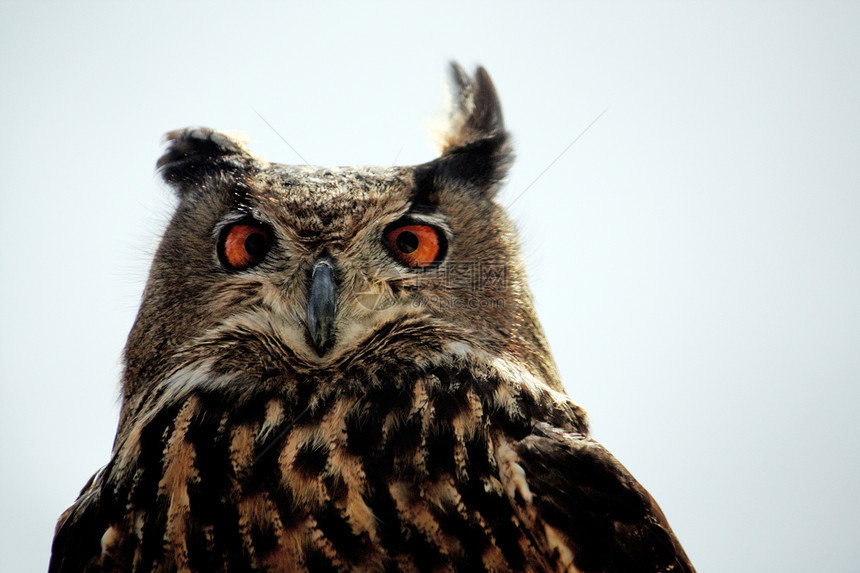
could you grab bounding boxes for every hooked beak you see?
[306,258,337,356]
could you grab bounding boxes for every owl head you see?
[121,64,561,427]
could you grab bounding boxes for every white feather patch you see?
[495,441,533,505]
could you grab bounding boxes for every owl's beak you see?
[306,258,338,356]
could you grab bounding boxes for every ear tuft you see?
[426,63,513,197]
[156,127,259,193]
[440,62,506,152]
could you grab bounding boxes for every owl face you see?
[123,65,560,404]
[146,160,516,364]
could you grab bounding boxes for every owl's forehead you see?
[247,164,415,234]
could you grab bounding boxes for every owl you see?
[50,63,695,573]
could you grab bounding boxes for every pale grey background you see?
[2,2,859,571]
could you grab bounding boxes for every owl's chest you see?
[108,384,548,571]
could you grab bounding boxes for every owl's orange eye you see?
[218,222,272,271]
[384,223,445,268]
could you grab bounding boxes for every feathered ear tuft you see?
[425,63,513,197]
[156,128,260,195]
[439,63,506,152]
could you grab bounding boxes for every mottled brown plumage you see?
[51,63,695,572]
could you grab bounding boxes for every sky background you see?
[2,2,859,571]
